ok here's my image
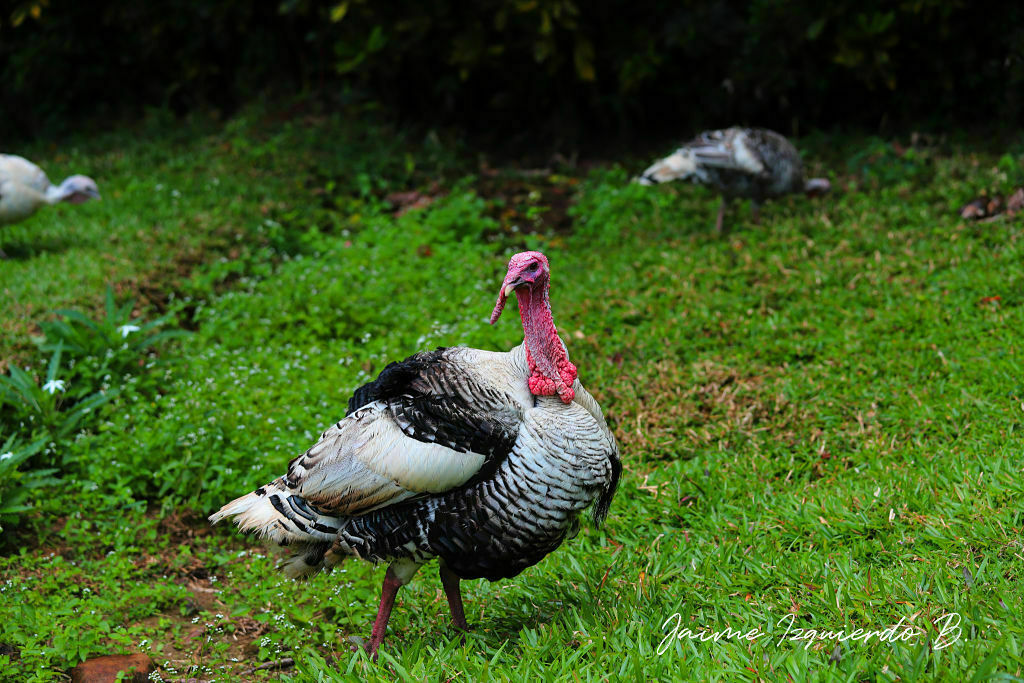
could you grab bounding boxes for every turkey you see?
[0,154,101,257]
[210,250,621,659]
[636,127,830,232]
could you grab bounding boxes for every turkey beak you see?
[490,278,522,325]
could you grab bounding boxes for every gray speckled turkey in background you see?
[637,127,830,232]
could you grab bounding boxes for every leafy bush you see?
[568,166,683,244]
[0,346,116,448]
[36,287,189,399]
[2,1,1022,141]
[0,434,55,533]
[0,291,188,531]
[845,137,936,189]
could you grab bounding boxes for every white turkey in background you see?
[636,127,830,232]
[0,154,101,257]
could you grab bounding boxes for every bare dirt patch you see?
[602,358,816,458]
[130,610,271,681]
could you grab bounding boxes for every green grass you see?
[1,109,1023,681]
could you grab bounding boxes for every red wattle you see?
[526,347,577,403]
[517,282,576,404]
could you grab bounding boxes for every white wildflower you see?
[42,379,66,394]
[118,324,142,338]
[0,452,12,461]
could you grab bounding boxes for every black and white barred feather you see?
[210,343,620,581]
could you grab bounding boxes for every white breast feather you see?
[520,396,615,494]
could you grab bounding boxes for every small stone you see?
[70,654,154,683]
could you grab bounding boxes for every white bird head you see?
[57,175,101,204]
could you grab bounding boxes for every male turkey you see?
[0,154,100,257]
[636,127,830,232]
[211,251,621,658]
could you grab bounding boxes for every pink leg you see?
[715,199,727,234]
[439,564,469,631]
[751,202,761,225]
[366,566,403,659]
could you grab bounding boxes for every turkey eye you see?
[527,263,539,273]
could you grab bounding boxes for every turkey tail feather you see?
[635,150,699,185]
[592,453,621,526]
[209,480,345,577]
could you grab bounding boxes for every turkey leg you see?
[366,566,403,659]
[715,198,728,234]
[439,563,469,631]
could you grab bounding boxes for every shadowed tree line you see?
[1,0,1022,143]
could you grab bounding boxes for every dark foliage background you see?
[2,0,1022,144]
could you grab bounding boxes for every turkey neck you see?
[44,185,67,205]
[516,282,570,389]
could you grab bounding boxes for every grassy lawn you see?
[1,109,1022,681]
